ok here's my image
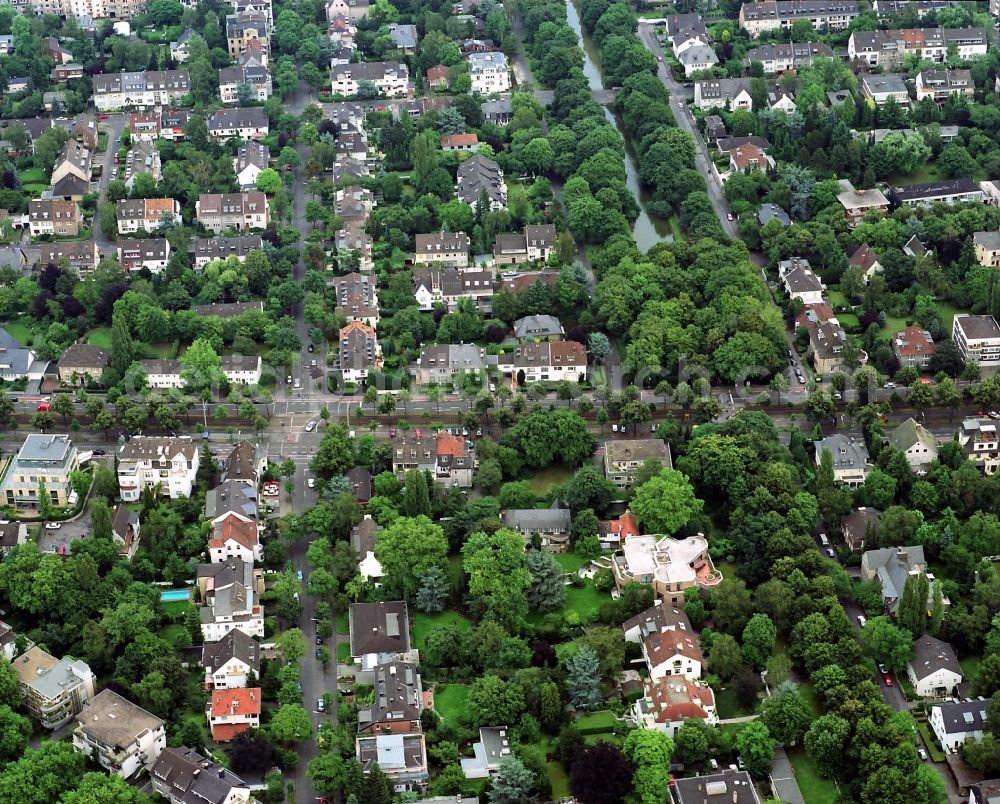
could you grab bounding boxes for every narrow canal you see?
[564,0,673,250]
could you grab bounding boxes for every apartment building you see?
[41,240,99,273]
[848,27,987,69]
[333,272,379,327]
[118,238,170,273]
[202,628,259,689]
[975,231,1000,267]
[117,436,200,501]
[72,690,166,779]
[207,688,261,742]
[208,107,269,141]
[337,320,380,384]
[892,324,936,369]
[196,192,270,233]
[456,154,507,210]
[330,61,410,97]
[412,267,495,311]
[392,430,474,488]
[197,558,265,641]
[604,439,672,489]
[873,0,953,17]
[891,179,984,207]
[496,340,587,387]
[226,12,269,61]
[468,51,511,95]
[492,224,557,266]
[739,0,860,35]
[219,64,272,104]
[93,70,191,111]
[116,198,180,234]
[28,198,81,237]
[12,646,95,729]
[208,516,261,564]
[1,434,79,511]
[21,0,143,16]
[413,231,470,269]
[960,418,1000,476]
[915,70,974,103]
[745,40,833,73]
[414,343,486,386]
[191,236,263,269]
[954,314,1000,368]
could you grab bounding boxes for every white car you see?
[304,420,317,432]
[307,477,315,489]
[44,522,61,530]
[317,698,325,712]
[857,614,867,627]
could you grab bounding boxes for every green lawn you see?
[160,623,190,647]
[960,655,980,683]
[555,553,588,573]
[18,167,46,183]
[787,746,839,804]
[917,721,947,763]
[161,599,194,617]
[526,465,575,496]
[412,610,472,653]
[668,215,684,241]
[564,580,608,621]
[87,327,113,349]
[335,610,349,634]
[434,684,469,722]
[714,686,759,719]
[2,320,34,347]
[575,710,617,735]
[336,642,351,663]
[24,184,48,195]
[548,758,571,799]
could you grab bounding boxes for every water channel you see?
[563,0,673,250]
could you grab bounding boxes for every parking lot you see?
[37,511,92,554]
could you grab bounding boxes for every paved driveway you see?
[37,511,92,553]
[770,746,806,804]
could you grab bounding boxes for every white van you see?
[819,533,829,547]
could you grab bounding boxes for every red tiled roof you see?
[427,65,449,81]
[795,302,835,330]
[441,133,478,148]
[604,511,640,539]
[893,324,936,358]
[645,629,703,665]
[211,722,251,741]
[730,144,767,170]
[647,677,714,723]
[210,687,262,717]
[549,340,587,366]
[435,431,466,457]
[210,517,259,551]
[340,320,376,339]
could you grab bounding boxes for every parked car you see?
[296,570,304,581]
[92,449,106,455]
[315,648,322,660]
[304,419,317,432]
[286,375,292,384]
[307,477,315,489]
[883,382,896,389]
[877,663,888,674]
[316,636,323,645]
[883,673,894,686]
[918,748,928,761]
[857,614,867,627]
[389,428,397,438]
[826,548,835,558]
[727,213,733,221]
[317,698,325,711]
[44,522,61,530]
[308,343,315,353]
[989,411,1000,420]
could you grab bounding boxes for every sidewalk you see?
[769,746,806,804]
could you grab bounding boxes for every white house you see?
[907,635,963,698]
[467,51,511,95]
[117,436,200,501]
[197,559,265,642]
[207,688,261,742]
[640,625,703,681]
[233,141,269,190]
[631,676,717,737]
[202,628,259,690]
[778,257,824,304]
[931,699,988,753]
[72,690,166,779]
[887,418,938,472]
[208,514,262,564]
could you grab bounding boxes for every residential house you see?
[202,628,259,690]
[386,23,418,53]
[492,224,557,266]
[728,143,774,173]
[678,43,719,77]
[779,257,824,304]
[513,314,563,340]
[219,64,272,104]
[0,521,28,556]
[599,509,641,550]
[1,434,79,510]
[456,154,507,210]
[904,235,930,258]
[29,198,81,237]
[797,305,862,375]
[907,635,962,698]
[208,516,262,564]
[0,328,44,382]
[694,77,752,111]
[352,515,382,582]
[931,699,988,753]
[151,747,251,804]
[50,139,90,189]
[974,231,1000,267]
[112,504,141,560]
[348,601,413,669]
[413,343,486,386]
[326,0,369,22]
[356,733,428,791]
[758,202,791,227]
[860,73,909,106]
[197,558,265,641]
[604,439,672,489]
[482,97,513,125]
[330,61,410,97]
[888,417,938,471]
[969,780,1000,804]
[158,109,190,140]
[0,246,26,273]
[139,359,183,389]
[500,270,559,294]
[612,533,722,603]
[814,434,873,487]
[392,430,474,488]
[745,40,833,72]
[207,688,261,742]
[738,0,860,36]
[333,272,379,327]
[196,191,270,233]
[837,180,889,225]
[426,65,449,89]
[954,314,1000,368]
[767,84,797,113]
[72,690,166,779]
[673,770,761,804]
[860,544,943,615]
[226,12,269,61]
[412,267,494,311]
[440,132,479,152]
[57,343,108,384]
[981,180,1000,206]
[497,340,587,387]
[461,727,511,779]
[959,418,1000,475]
[118,239,171,274]
[223,440,266,486]
[207,107,269,141]
[92,70,191,111]
[335,185,375,228]
[117,436,200,501]
[639,620,704,681]
[916,70,974,103]
[849,243,882,282]
[890,179,984,208]
[500,508,571,551]
[842,506,881,552]
[468,51,510,95]
[0,621,17,661]
[848,26,988,69]
[414,231,470,269]
[191,236,263,269]
[357,661,422,733]
[12,646,95,729]
[623,601,693,644]
[337,320,379,384]
[41,241,99,274]
[704,114,727,143]
[873,0,953,18]
[632,676,717,737]
[206,480,258,525]
[169,28,196,62]
[347,466,372,504]
[116,198,180,234]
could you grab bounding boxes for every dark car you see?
[92,449,106,455]
[308,343,315,353]
[316,647,323,660]
[316,636,323,645]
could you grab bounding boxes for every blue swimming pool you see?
[160,589,191,602]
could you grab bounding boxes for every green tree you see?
[375,516,448,599]
[488,755,535,804]
[804,714,850,778]
[630,468,703,535]
[565,645,602,710]
[526,550,566,613]
[623,729,673,804]
[742,613,776,671]
[415,566,450,613]
[708,633,742,680]
[859,615,914,671]
[180,337,225,394]
[468,675,525,727]
[402,469,431,517]
[0,704,31,765]
[897,572,930,636]
[269,703,313,743]
[759,685,812,746]
[735,722,775,778]
[462,529,531,631]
